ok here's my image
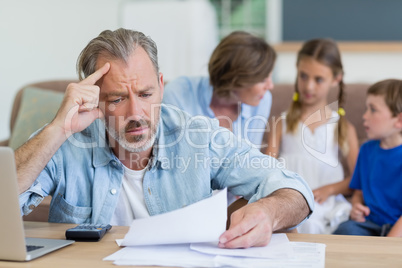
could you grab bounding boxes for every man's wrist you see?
[257,197,279,231]
[260,189,310,231]
[46,122,70,143]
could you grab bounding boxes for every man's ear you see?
[159,72,164,99]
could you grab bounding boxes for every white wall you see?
[0,0,123,141]
[122,0,218,81]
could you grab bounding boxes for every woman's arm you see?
[263,116,283,158]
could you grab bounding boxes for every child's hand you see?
[313,185,332,204]
[350,203,370,222]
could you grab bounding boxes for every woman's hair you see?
[208,31,276,99]
[77,28,159,82]
[286,38,349,154]
[367,79,402,117]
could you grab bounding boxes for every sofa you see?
[4,81,370,222]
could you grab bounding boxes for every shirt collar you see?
[202,77,254,121]
[199,77,215,117]
[150,108,174,170]
[240,103,253,120]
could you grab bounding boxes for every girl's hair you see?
[367,79,402,117]
[286,38,349,154]
[208,31,276,99]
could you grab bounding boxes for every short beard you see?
[105,118,158,153]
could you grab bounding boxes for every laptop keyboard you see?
[26,245,44,252]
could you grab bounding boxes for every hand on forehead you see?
[80,62,110,86]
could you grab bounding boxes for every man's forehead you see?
[99,59,157,88]
[96,46,150,70]
[98,72,158,98]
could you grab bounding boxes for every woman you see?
[162,31,276,149]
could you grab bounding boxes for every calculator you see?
[65,223,112,241]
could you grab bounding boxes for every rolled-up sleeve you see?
[18,155,58,216]
[19,180,45,216]
[208,125,314,224]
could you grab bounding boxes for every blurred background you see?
[1,0,401,141]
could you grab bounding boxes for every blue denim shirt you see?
[19,104,313,224]
[163,76,272,148]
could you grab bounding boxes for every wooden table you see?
[1,221,401,267]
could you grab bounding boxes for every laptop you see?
[0,147,74,261]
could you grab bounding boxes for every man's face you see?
[97,47,164,153]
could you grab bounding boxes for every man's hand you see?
[219,189,310,249]
[350,203,370,222]
[51,63,110,137]
[15,63,110,194]
[219,201,274,249]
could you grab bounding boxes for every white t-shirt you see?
[110,165,150,226]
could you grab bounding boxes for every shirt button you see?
[29,205,35,210]
[110,189,117,195]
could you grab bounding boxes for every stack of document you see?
[104,189,325,267]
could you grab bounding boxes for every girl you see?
[265,39,359,234]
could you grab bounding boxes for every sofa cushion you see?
[9,87,64,150]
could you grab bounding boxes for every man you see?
[17,28,313,249]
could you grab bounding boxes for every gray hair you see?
[77,28,159,81]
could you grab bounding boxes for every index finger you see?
[80,62,110,85]
[220,217,254,245]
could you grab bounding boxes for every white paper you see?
[190,233,294,259]
[214,242,326,268]
[104,242,326,267]
[105,244,216,267]
[103,247,129,261]
[120,188,227,246]
[104,186,326,267]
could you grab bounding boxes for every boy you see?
[334,79,402,237]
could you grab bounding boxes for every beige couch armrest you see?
[0,139,9,146]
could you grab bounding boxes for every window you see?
[210,0,267,39]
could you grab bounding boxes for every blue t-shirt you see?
[162,76,272,149]
[350,140,402,226]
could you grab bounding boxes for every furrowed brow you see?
[100,91,127,99]
[138,86,155,93]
